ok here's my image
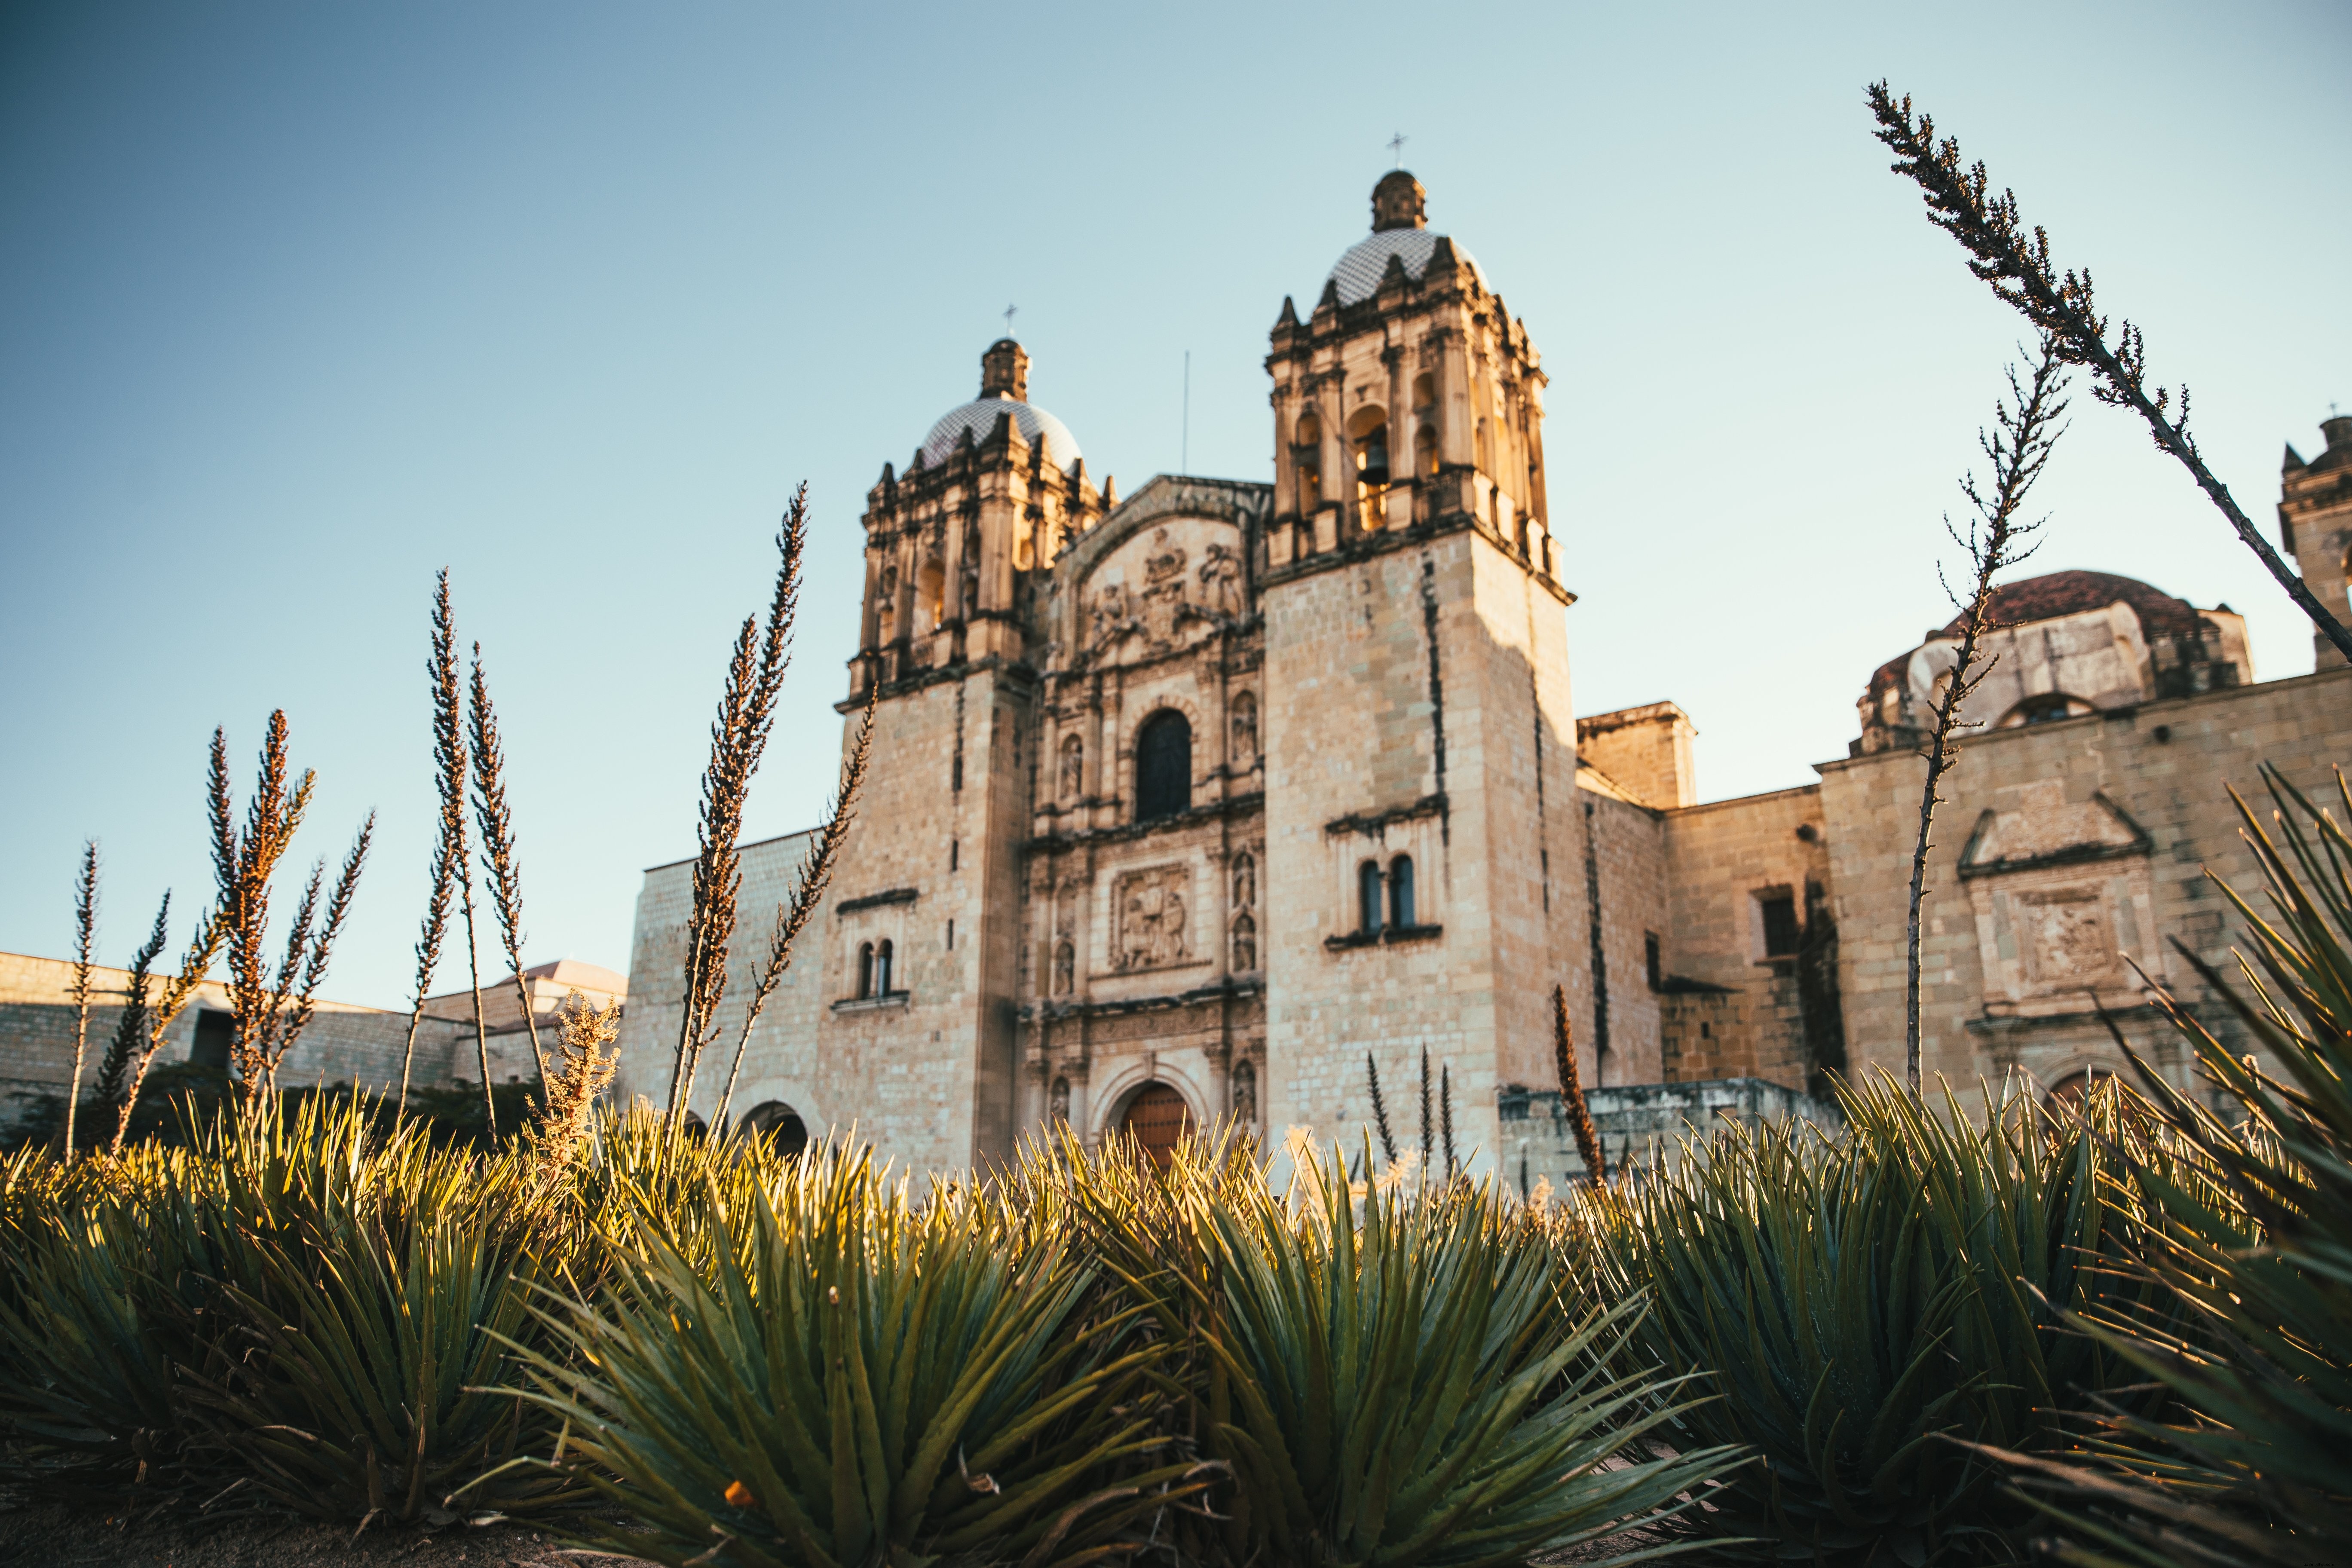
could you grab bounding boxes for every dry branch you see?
[400,573,467,1109]
[62,842,97,1155]
[672,486,809,1119]
[471,642,545,1089]
[714,693,874,1127]
[1902,337,2069,1089]
[1867,82,2352,662]
[1551,982,1607,1183]
[92,891,171,1119]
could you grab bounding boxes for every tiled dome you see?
[1326,227,1485,307]
[920,397,1081,469]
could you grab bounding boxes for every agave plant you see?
[517,1138,1199,1568]
[1991,765,2352,1565]
[1597,1072,2153,1565]
[1112,1135,1736,1568]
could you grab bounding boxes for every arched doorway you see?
[741,1100,809,1158]
[1120,1083,1194,1167]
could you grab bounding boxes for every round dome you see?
[1326,227,1486,307]
[920,396,1081,470]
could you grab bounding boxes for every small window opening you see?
[1294,411,1323,507]
[191,1008,233,1072]
[946,919,954,949]
[1645,932,1662,990]
[856,942,875,1000]
[949,839,959,871]
[1358,861,1384,935]
[875,938,895,995]
[918,559,946,631]
[1760,894,1801,959]
[1387,854,1416,929]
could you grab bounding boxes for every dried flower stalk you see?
[62,842,97,1155]
[1868,83,2352,662]
[400,573,467,1109]
[92,891,171,1120]
[470,641,545,1089]
[1902,337,2067,1090]
[1364,1052,1397,1166]
[533,989,620,1169]
[1551,982,1606,1183]
[111,904,222,1153]
[672,486,809,1119]
[714,693,873,1126]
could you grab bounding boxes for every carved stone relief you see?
[1113,865,1192,972]
[1198,542,1242,615]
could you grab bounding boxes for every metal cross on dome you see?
[1387,131,1407,167]
[1003,303,1017,334]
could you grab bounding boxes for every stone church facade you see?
[610,174,2352,1183]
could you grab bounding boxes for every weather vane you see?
[1387,131,1407,168]
[1002,303,1018,335]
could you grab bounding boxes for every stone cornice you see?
[1020,972,1265,1025]
[1029,790,1265,852]
[1263,510,1574,606]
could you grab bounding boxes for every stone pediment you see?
[1959,783,2150,879]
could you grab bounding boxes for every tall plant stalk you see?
[399,573,466,1109]
[90,892,171,1126]
[713,698,872,1127]
[1903,337,2068,1088]
[110,898,222,1152]
[671,487,809,1120]
[1868,83,2352,664]
[1364,1052,1398,1165]
[470,642,545,1090]
[1551,982,1606,1182]
[208,713,374,1118]
[61,842,97,1155]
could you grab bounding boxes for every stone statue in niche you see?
[1231,911,1257,973]
[1198,542,1243,615]
[1090,582,1134,648]
[1114,866,1191,971]
[1059,735,1084,800]
[1144,527,1187,584]
[1049,1076,1070,1124]
[1053,940,1075,995]
[1230,692,1258,761]
[1231,1059,1258,1127]
[1231,851,1256,909]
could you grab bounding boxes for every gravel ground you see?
[0,1501,659,1568]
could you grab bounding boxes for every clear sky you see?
[3,1,2346,1011]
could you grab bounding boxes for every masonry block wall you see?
[1819,666,2352,1109]
[1658,784,1837,1091]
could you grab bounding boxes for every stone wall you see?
[1817,665,2352,1108]
[1495,1076,1835,1191]
[1657,784,1835,1089]
[0,950,472,1137]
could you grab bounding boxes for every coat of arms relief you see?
[1960,782,2155,1017]
[1112,865,1192,972]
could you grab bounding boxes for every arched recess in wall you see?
[1293,410,1323,508]
[1347,404,1390,489]
[918,558,946,631]
[1134,710,1192,821]
[1998,692,2093,728]
[741,1100,809,1158]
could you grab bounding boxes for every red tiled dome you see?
[1934,570,2205,640]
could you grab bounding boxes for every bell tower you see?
[1257,173,1586,1170]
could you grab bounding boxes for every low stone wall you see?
[1495,1076,1837,1191]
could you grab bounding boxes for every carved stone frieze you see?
[1113,864,1192,972]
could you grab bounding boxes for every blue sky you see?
[3,1,2346,1009]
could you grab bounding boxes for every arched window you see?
[918,559,946,631]
[856,942,875,999]
[1348,405,1390,489]
[874,938,894,996]
[1999,692,2093,728]
[1134,710,1192,822]
[1415,423,1438,477]
[1411,372,1436,413]
[742,1101,809,1159]
[1358,860,1384,935]
[1388,854,1416,929]
[1294,411,1323,507]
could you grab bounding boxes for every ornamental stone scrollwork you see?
[1113,865,1191,972]
[1090,582,1136,649]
